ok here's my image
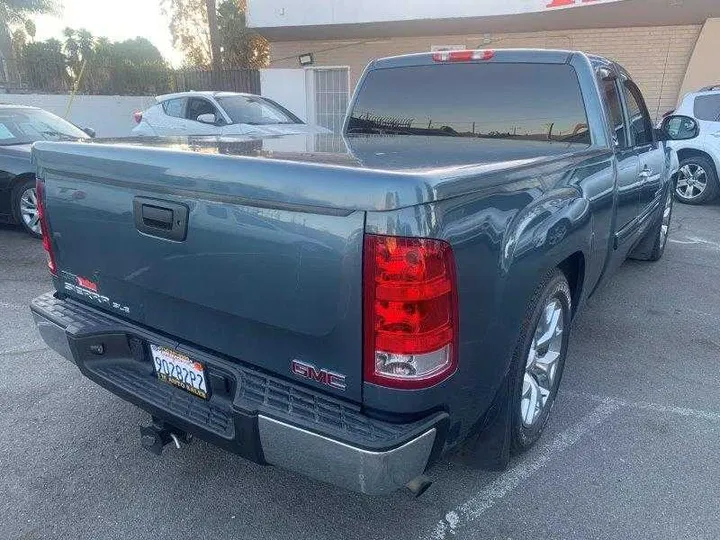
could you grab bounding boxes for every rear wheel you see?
[510,270,571,452]
[674,156,718,205]
[11,178,41,238]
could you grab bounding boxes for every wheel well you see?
[10,173,36,194]
[558,252,585,317]
[8,173,36,220]
[676,149,718,179]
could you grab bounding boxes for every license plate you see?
[150,344,208,399]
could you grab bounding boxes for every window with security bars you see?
[313,68,349,134]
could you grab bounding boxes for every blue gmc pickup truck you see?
[30,49,699,495]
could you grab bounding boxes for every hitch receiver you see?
[140,418,193,455]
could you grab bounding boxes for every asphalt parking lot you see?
[2,202,720,540]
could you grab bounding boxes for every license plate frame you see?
[150,344,209,399]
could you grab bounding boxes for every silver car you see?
[132,91,330,137]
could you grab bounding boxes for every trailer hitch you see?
[140,417,193,455]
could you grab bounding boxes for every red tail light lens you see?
[432,49,495,62]
[36,179,57,275]
[363,235,458,389]
[133,111,143,123]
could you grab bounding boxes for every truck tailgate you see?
[34,142,366,402]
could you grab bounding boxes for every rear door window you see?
[693,95,720,122]
[162,98,186,118]
[347,63,591,145]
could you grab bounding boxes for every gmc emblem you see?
[291,360,347,391]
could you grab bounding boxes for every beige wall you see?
[679,18,720,100]
[270,24,701,120]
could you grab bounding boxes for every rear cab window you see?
[694,94,720,122]
[346,63,591,146]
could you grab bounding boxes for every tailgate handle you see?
[133,197,189,241]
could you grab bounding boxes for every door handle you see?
[639,167,654,180]
[133,197,188,241]
[141,204,174,230]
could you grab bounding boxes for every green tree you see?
[217,0,269,69]
[0,0,56,83]
[24,19,36,40]
[21,37,68,91]
[102,37,171,95]
[162,0,211,68]
[163,0,268,69]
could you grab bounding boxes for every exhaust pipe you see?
[406,475,433,498]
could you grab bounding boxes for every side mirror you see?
[659,115,699,141]
[197,113,217,125]
[82,127,96,138]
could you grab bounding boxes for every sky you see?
[32,0,183,66]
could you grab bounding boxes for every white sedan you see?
[132,91,330,137]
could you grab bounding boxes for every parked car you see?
[31,49,696,495]
[0,104,93,237]
[665,85,720,204]
[132,91,330,137]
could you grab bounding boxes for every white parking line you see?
[568,391,720,422]
[427,400,619,540]
[427,391,720,539]
[670,236,720,251]
[0,340,48,356]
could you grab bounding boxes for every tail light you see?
[36,179,57,275]
[133,111,143,124]
[363,234,458,389]
[432,49,495,62]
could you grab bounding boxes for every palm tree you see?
[0,0,56,85]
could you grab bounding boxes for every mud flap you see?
[456,372,512,471]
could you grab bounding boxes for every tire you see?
[11,177,42,238]
[674,156,718,205]
[631,186,673,262]
[509,269,572,453]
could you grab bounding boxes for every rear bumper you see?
[31,292,446,495]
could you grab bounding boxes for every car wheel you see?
[11,178,42,238]
[630,185,674,262]
[509,269,571,452]
[674,156,718,205]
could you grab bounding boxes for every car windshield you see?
[0,108,89,146]
[216,95,302,126]
[346,63,591,145]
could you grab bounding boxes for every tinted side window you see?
[599,78,628,148]
[623,81,654,146]
[347,63,591,145]
[162,98,185,118]
[186,98,218,122]
[694,95,720,122]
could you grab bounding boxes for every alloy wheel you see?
[521,298,564,427]
[676,164,708,200]
[659,189,672,250]
[20,187,41,235]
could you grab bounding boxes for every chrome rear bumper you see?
[31,292,444,495]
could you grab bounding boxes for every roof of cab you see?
[370,48,578,70]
